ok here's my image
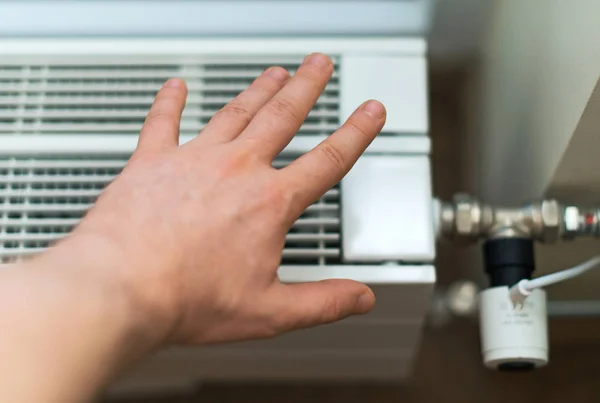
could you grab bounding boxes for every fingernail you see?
[362,100,385,118]
[164,78,184,88]
[304,53,331,68]
[264,66,289,81]
[356,291,375,314]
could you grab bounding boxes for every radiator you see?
[0,37,435,388]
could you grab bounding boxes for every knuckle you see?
[320,296,344,324]
[262,181,286,203]
[265,314,289,337]
[215,148,253,177]
[218,296,239,315]
[207,289,244,320]
[318,143,347,172]
[345,119,371,141]
[144,107,177,128]
[213,102,254,126]
[267,97,302,123]
[261,182,293,216]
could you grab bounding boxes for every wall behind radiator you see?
[471,0,600,299]
[477,0,600,205]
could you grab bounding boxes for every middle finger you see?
[235,53,334,161]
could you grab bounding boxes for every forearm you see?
[0,243,158,403]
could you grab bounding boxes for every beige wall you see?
[472,0,600,299]
[477,0,600,205]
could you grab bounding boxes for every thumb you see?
[273,280,375,332]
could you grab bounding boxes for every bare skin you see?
[0,53,386,402]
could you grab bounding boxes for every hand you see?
[46,53,386,347]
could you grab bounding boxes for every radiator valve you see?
[436,193,600,372]
[436,193,600,244]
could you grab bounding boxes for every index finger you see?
[282,100,386,215]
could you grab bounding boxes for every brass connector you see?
[438,193,563,243]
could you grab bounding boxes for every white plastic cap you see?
[479,286,548,370]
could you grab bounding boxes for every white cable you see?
[510,256,600,306]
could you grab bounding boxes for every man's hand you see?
[46,53,386,347]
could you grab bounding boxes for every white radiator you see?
[0,38,435,387]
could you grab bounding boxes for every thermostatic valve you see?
[434,193,600,372]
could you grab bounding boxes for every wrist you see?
[36,230,180,355]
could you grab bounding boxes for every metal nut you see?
[538,199,561,243]
[563,206,580,237]
[453,193,480,238]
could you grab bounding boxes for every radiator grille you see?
[0,56,342,265]
[0,156,341,265]
[0,57,340,136]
